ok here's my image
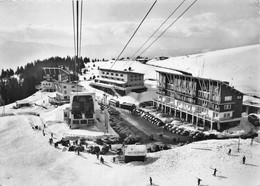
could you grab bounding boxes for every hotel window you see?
[111,73,114,75]
[102,72,104,74]
[224,96,232,101]
[120,74,123,77]
[237,96,242,99]
[106,72,109,74]
[116,74,118,76]
[224,104,231,109]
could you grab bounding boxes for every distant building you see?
[243,95,260,114]
[153,69,243,131]
[155,56,168,60]
[36,67,71,92]
[91,68,147,96]
[35,80,56,92]
[136,57,149,64]
[43,67,71,82]
[55,81,83,100]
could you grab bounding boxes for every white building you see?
[91,67,147,96]
[55,81,84,100]
[36,80,56,92]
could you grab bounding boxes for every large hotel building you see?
[153,69,243,131]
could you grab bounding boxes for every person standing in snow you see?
[197,178,202,185]
[213,168,217,176]
[149,177,152,185]
[113,157,115,163]
[96,152,100,159]
[77,147,80,155]
[242,156,246,164]
[51,132,53,138]
[100,156,104,164]
[228,149,231,155]
[49,138,53,145]
[42,129,45,136]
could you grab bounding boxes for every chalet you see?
[90,67,147,96]
[35,80,56,92]
[153,69,243,131]
[55,81,83,100]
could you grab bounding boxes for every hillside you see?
[147,44,260,95]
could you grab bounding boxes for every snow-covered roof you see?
[124,145,147,156]
[243,95,260,108]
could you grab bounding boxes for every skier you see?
[113,157,115,163]
[49,138,53,145]
[42,129,45,136]
[213,168,217,176]
[100,156,104,164]
[149,177,152,185]
[51,132,54,138]
[228,148,231,155]
[197,178,202,185]
[242,156,246,164]
[96,152,100,159]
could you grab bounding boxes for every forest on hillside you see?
[0,56,92,105]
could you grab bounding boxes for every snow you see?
[0,45,259,185]
[0,114,259,186]
[147,44,260,95]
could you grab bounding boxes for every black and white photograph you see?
[0,0,259,185]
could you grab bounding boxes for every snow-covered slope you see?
[91,45,259,96]
[147,44,260,95]
[0,114,259,186]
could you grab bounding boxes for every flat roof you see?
[125,145,147,156]
[95,77,127,84]
[99,67,144,75]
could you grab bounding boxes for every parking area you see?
[116,108,194,145]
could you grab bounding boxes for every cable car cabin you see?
[109,99,120,107]
[69,92,96,129]
[120,102,136,112]
[124,145,147,163]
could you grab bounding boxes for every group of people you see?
[196,149,247,185]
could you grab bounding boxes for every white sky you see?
[0,0,259,69]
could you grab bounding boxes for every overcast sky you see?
[0,0,258,69]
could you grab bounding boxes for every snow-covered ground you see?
[0,45,260,185]
[0,114,259,186]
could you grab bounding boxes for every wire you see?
[129,0,186,60]
[79,0,83,57]
[110,0,157,70]
[72,0,76,58]
[138,0,198,57]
